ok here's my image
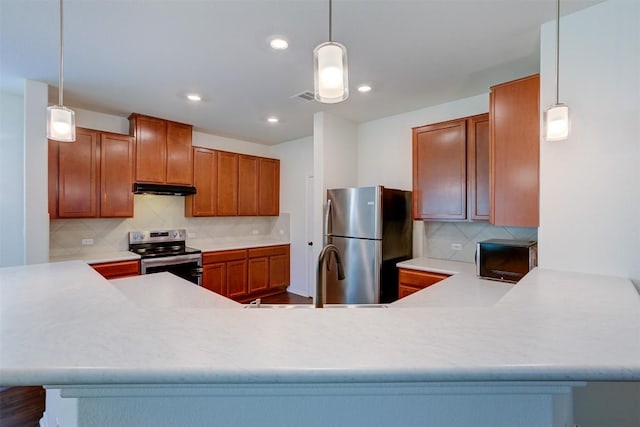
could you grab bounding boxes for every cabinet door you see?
[238,155,258,216]
[398,284,421,299]
[490,74,540,227]
[467,114,490,221]
[48,140,59,219]
[100,133,134,217]
[412,119,467,220]
[186,148,217,217]
[202,263,226,296]
[248,257,269,293]
[57,128,99,218]
[269,253,289,288]
[398,269,449,289]
[226,259,247,299]
[166,121,193,185]
[92,260,139,279]
[217,151,238,216]
[133,114,166,183]
[258,158,280,216]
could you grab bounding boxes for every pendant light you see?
[313,0,349,103]
[47,0,76,142]
[544,0,569,141]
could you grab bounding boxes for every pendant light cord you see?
[328,0,332,42]
[554,0,560,105]
[58,0,64,106]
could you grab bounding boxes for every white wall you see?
[357,94,489,190]
[538,0,640,280]
[273,136,314,296]
[312,112,358,301]
[23,80,49,264]
[192,132,274,158]
[0,92,25,267]
[74,107,129,134]
[538,2,640,426]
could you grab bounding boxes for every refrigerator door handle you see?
[324,199,333,244]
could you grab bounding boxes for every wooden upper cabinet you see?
[129,113,193,185]
[490,74,540,227]
[238,155,259,216]
[100,133,134,217]
[258,158,280,216]
[217,151,239,216]
[49,128,134,219]
[413,119,467,220]
[53,128,100,218]
[467,114,490,221]
[186,148,279,218]
[166,121,193,185]
[131,114,166,183]
[185,147,217,217]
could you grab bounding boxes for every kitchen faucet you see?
[315,244,345,308]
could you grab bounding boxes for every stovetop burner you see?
[128,229,201,259]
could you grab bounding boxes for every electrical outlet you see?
[451,243,463,251]
[82,238,94,246]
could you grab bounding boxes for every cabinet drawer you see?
[398,269,449,288]
[247,245,289,258]
[92,260,139,279]
[203,249,247,264]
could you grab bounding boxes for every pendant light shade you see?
[47,0,76,142]
[544,103,569,141]
[314,0,348,103]
[47,105,76,142]
[544,0,569,142]
[314,41,348,103]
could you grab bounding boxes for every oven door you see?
[140,254,203,285]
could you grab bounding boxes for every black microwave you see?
[476,239,537,283]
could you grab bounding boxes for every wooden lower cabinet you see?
[91,260,140,279]
[226,259,248,299]
[397,268,449,299]
[202,245,290,302]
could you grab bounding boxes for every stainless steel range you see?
[129,229,202,285]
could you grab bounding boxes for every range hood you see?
[133,183,197,196]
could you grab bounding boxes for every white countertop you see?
[47,239,290,265]
[1,260,639,386]
[396,257,477,275]
[49,251,141,264]
[190,238,289,252]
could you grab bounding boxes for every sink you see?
[243,303,388,309]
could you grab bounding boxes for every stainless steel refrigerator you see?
[324,186,412,304]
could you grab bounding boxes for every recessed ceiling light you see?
[357,85,372,93]
[186,94,202,102]
[270,37,288,50]
[267,116,279,124]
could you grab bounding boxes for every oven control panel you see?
[129,229,187,244]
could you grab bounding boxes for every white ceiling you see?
[0,0,599,145]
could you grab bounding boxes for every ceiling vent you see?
[291,91,315,103]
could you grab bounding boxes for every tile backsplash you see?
[421,221,537,263]
[50,195,289,258]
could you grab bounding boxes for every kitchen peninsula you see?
[1,261,639,427]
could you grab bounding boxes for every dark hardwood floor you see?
[0,386,45,427]
[260,291,312,304]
